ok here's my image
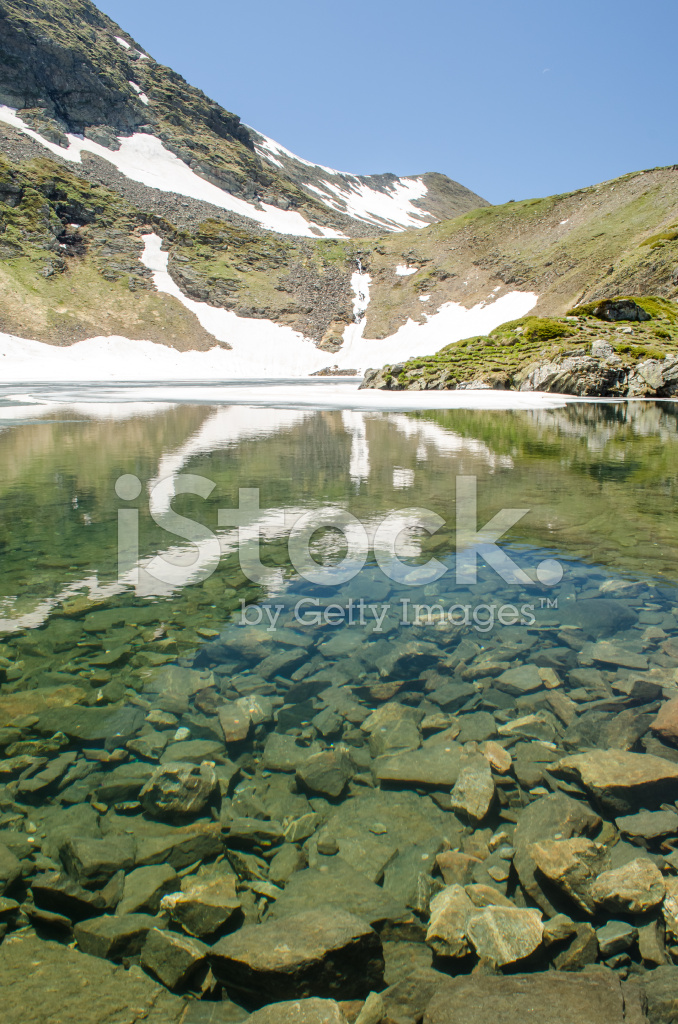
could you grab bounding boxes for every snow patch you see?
[305,177,430,231]
[0,106,344,239]
[419,295,430,302]
[396,265,418,276]
[128,81,149,105]
[114,35,130,49]
[340,290,538,371]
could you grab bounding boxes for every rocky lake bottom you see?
[2,393,678,1023]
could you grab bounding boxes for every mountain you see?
[0,0,677,378]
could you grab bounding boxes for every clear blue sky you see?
[98,0,677,205]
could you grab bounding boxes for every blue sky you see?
[99,0,677,205]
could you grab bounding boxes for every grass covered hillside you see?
[359,167,678,340]
[361,297,678,396]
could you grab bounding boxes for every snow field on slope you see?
[0,106,343,238]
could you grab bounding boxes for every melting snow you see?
[396,265,419,276]
[0,106,344,239]
[114,35,131,49]
[419,295,430,302]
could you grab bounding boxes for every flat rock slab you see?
[35,704,145,744]
[616,809,678,840]
[266,857,412,929]
[424,970,646,1024]
[553,750,678,813]
[376,745,461,787]
[582,642,649,671]
[0,684,87,726]
[0,932,187,1024]
[210,907,383,1005]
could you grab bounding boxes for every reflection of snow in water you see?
[387,413,514,469]
[393,467,415,488]
[341,410,370,486]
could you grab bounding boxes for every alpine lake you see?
[2,387,678,1022]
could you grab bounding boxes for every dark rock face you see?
[209,908,384,1006]
[593,299,652,322]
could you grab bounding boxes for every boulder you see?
[34,704,145,745]
[651,699,678,746]
[588,858,665,914]
[266,858,412,931]
[0,843,22,894]
[643,964,678,1024]
[596,920,638,958]
[296,749,355,798]
[512,794,601,915]
[30,871,107,921]
[209,907,383,1006]
[592,298,651,322]
[495,664,544,695]
[426,884,473,958]
[60,834,135,888]
[466,906,543,966]
[116,864,179,916]
[449,750,495,822]
[375,745,461,787]
[528,837,607,912]
[161,874,241,939]
[616,809,678,841]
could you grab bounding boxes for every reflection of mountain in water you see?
[1,400,678,633]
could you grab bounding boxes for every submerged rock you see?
[140,927,209,991]
[140,761,217,819]
[552,750,678,813]
[209,907,383,1005]
[449,750,495,823]
[0,932,187,1024]
[245,1000,349,1024]
[466,906,543,966]
[424,969,644,1024]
